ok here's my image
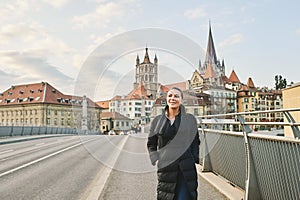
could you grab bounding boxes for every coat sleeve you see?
[147,116,160,165]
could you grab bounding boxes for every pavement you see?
[1,134,245,200]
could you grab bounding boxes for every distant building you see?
[151,90,211,118]
[134,47,159,98]
[237,77,283,130]
[282,82,300,138]
[100,112,132,133]
[108,82,155,125]
[189,23,236,114]
[0,82,102,131]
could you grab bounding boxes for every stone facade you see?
[0,82,101,131]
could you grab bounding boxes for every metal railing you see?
[0,125,100,137]
[198,108,300,200]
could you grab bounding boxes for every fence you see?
[198,108,300,200]
[0,125,100,137]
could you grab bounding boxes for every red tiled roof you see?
[0,82,100,108]
[203,64,217,79]
[96,100,110,109]
[247,77,256,88]
[164,81,187,91]
[222,75,231,83]
[100,112,131,120]
[229,70,241,83]
[127,82,149,100]
[240,84,249,91]
[160,85,170,93]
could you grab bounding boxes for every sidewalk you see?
[196,165,244,200]
[98,167,230,200]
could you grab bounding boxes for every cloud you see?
[0,50,74,94]
[296,29,300,36]
[219,34,243,48]
[72,2,126,29]
[42,0,70,8]
[0,0,36,20]
[184,6,206,19]
[72,0,140,29]
[0,23,42,45]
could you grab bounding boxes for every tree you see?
[275,75,287,90]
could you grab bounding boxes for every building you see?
[108,82,155,125]
[0,82,102,131]
[100,112,132,133]
[151,90,211,118]
[282,82,300,138]
[134,47,159,98]
[237,77,283,130]
[189,23,236,114]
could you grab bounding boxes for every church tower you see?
[134,47,159,98]
[199,22,225,77]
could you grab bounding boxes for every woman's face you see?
[167,89,182,109]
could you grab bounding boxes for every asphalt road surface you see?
[0,134,227,200]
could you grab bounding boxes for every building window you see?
[47,118,50,125]
[61,118,64,126]
[54,110,57,115]
[61,110,64,116]
[54,118,57,125]
[194,108,198,116]
[35,118,39,125]
[47,109,51,115]
[67,119,70,126]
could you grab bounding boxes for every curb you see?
[0,134,74,145]
[196,165,244,200]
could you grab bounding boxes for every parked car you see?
[108,130,115,135]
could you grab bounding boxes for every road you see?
[0,134,227,200]
[0,135,125,200]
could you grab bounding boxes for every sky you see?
[1,0,300,101]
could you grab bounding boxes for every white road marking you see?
[0,137,97,178]
[81,136,129,200]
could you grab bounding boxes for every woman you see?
[147,87,200,200]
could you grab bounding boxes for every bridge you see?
[0,108,299,199]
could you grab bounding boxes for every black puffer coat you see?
[147,105,200,200]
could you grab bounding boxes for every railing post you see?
[237,115,261,200]
[283,111,300,138]
[199,118,212,172]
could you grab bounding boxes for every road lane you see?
[0,136,89,174]
[0,135,126,200]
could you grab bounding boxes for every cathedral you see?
[133,47,159,99]
[191,22,227,92]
